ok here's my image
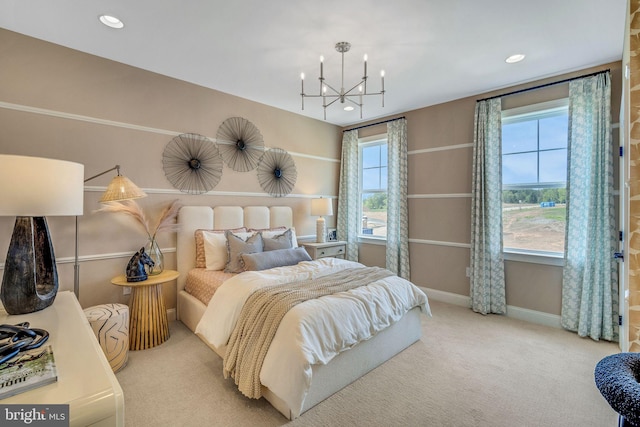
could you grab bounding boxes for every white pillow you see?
[202,231,227,271]
[202,230,255,270]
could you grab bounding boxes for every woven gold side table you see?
[111,269,179,351]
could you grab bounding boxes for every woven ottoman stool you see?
[84,304,129,373]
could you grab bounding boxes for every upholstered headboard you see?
[176,206,293,293]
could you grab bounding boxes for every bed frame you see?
[176,205,422,419]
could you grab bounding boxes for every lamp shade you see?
[311,198,333,217]
[99,175,147,202]
[0,155,84,216]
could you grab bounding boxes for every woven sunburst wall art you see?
[257,147,297,197]
[162,133,223,194]
[216,117,265,172]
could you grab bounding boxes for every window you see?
[502,100,568,254]
[359,137,388,238]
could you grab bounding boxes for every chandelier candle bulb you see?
[364,54,368,80]
[319,56,324,93]
[301,73,305,109]
[381,70,385,106]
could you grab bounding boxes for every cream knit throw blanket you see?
[223,266,394,399]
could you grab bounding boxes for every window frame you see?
[501,99,569,263]
[358,134,388,241]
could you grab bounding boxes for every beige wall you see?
[351,62,622,316]
[0,29,342,310]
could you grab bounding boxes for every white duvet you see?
[195,258,430,418]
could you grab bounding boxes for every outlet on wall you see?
[465,267,471,278]
[123,286,131,296]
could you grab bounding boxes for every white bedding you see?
[195,258,430,418]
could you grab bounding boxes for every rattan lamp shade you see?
[99,175,147,203]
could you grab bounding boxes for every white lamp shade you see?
[311,198,333,217]
[0,155,84,216]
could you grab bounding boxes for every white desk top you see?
[0,291,124,426]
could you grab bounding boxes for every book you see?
[0,345,57,399]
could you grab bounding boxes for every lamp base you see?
[316,217,326,243]
[1,217,58,314]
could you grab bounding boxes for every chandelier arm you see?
[323,97,342,108]
[342,81,366,97]
[303,94,337,99]
[321,82,342,96]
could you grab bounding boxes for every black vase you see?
[0,216,58,314]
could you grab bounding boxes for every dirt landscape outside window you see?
[502,203,565,253]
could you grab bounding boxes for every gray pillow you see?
[240,247,311,271]
[262,229,293,251]
[225,231,263,273]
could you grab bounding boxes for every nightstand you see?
[111,269,179,351]
[302,241,347,260]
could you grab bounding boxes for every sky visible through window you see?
[502,114,568,186]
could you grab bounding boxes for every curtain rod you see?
[343,116,406,133]
[476,69,610,103]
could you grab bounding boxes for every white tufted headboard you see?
[176,206,293,293]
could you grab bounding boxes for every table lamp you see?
[0,155,84,314]
[311,197,333,243]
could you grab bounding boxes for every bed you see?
[176,205,429,419]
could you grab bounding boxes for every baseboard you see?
[420,286,562,329]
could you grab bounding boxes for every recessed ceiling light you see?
[505,54,525,64]
[344,106,354,111]
[99,15,124,29]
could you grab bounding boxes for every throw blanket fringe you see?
[223,266,393,399]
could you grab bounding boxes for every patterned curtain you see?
[561,71,618,341]
[470,98,506,315]
[386,118,410,279]
[336,129,359,261]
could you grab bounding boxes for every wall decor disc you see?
[216,117,265,172]
[257,147,297,198]
[162,133,223,195]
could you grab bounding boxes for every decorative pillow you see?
[240,247,312,272]
[262,228,293,251]
[202,231,228,271]
[257,227,299,248]
[195,227,246,268]
[224,231,263,273]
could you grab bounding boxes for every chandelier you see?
[300,42,385,120]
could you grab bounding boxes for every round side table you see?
[111,269,179,351]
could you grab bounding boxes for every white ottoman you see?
[84,303,129,373]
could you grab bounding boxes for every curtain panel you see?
[386,118,410,279]
[336,129,359,261]
[561,71,618,341]
[470,98,506,315]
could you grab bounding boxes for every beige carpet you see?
[116,300,619,427]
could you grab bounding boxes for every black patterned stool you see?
[84,304,129,373]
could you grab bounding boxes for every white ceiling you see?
[0,0,627,127]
